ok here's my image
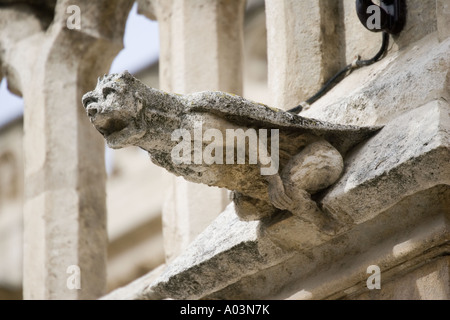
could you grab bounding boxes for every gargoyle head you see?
[82,71,146,149]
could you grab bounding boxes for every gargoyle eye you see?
[82,96,97,108]
[102,87,116,99]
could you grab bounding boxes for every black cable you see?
[355,31,390,66]
[288,32,390,114]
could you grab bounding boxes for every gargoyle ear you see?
[135,91,143,113]
[121,70,133,80]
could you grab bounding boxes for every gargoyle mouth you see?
[96,118,128,137]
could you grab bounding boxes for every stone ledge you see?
[322,100,450,226]
[147,204,293,300]
[206,185,449,299]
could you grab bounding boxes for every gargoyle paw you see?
[268,179,293,210]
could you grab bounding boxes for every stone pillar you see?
[138,0,246,261]
[437,0,450,42]
[265,0,342,110]
[0,0,132,299]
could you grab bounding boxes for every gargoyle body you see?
[82,71,380,232]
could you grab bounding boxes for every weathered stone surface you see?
[131,96,449,299]
[2,0,447,302]
[139,0,245,95]
[265,0,343,110]
[0,0,133,299]
[108,0,447,301]
[208,185,449,300]
[0,121,23,291]
[111,186,448,300]
[342,0,440,67]
[392,0,437,50]
[302,33,450,126]
[341,0,380,66]
[101,264,166,300]
[437,0,450,42]
[83,71,380,232]
[147,203,292,300]
[83,72,379,154]
[138,0,246,262]
[321,100,450,225]
[348,256,450,300]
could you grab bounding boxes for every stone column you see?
[138,0,246,261]
[265,0,343,110]
[0,0,132,299]
[437,0,450,42]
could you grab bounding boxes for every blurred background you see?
[0,0,269,299]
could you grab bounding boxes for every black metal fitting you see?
[356,0,406,34]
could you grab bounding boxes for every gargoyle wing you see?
[188,91,382,155]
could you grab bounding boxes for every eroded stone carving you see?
[82,71,380,233]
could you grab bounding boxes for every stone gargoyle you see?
[82,71,381,234]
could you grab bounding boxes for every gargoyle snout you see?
[87,105,100,117]
[82,92,102,118]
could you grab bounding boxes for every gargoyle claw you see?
[267,175,293,210]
